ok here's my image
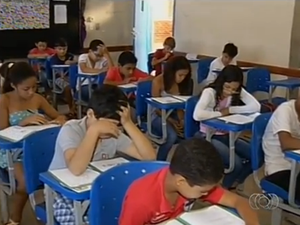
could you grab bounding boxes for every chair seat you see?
[35,202,59,225]
[259,97,286,106]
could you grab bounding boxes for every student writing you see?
[48,84,156,225]
[0,62,65,225]
[27,38,55,59]
[193,65,260,189]
[119,138,259,225]
[151,56,192,161]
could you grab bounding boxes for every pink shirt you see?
[200,97,230,135]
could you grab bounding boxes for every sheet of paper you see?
[292,150,300,154]
[160,220,182,225]
[54,5,67,24]
[151,97,183,104]
[50,168,99,188]
[186,53,198,60]
[179,206,245,225]
[90,158,129,172]
[118,83,137,89]
[218,114,255,125]
[172,95,191,102]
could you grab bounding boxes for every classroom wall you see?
[289,0,300,68]
[83,0,134,47]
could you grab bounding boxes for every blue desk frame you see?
[267,78,300,102]
[51,65,70,107]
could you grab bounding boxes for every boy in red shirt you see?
[28,39,55,58]
[119,138,259,225]
[104,51,151,85]
[152,37,176,76]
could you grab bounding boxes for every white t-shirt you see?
[77,53,108,89]
[206,56,237,84]
[262,100,300,175]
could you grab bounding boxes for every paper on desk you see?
[54,5,67,24]
[118,83,137,89]
[162,220,182,225]
[219,113,260,125]
[292,150,300,154]
[172,95,191,102]
[186,53,198,60]
[90,157,129,172]
[179,206,245,225]
[151,97,183,104]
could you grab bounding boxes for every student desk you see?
[51,65,70,106]
[267,78,300,102]
[145,98,186,144]
[118,83,137,95]
[284,151,300,208]
[201,118,253,173]
[212,67,252,74]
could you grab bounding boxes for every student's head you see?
[2,62,37,99]
[54,38,68,57]
[207,65,243,104]
[87,84,129,127]
[169,138,223,199]
[35,39,48,51]
[163,37,176,52]
[222,43,238,66]
[118,51,138,78]
[88,39,105,61]
[163,56,192,94]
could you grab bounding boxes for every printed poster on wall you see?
[0,0,50,30]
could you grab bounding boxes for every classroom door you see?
[133,0,153,72]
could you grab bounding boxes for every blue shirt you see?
[49,53,74,66]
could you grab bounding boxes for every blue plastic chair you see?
[246,68,286,106]
[197,58,215,84]
[23,127,61,224]
[89,161,168,225]
[136,80,152,131]
[251,113,300,224]
[184,96,199,138]
[147,53,154,74]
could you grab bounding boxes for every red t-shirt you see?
[119,167,224,225]
[105,67,148,82]
[153,49,173,76]
[29,47,56,56]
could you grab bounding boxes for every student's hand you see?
[118,104,132,126]
[100,44,108,54]
[220,108,230,116]
[49,116,66,125]
[123,77,133,84]
[90,119,120,139]
[164,52,171,60]
[65,60,73,65]
[20,115,49,126]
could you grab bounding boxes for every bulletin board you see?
[0,0,82,59]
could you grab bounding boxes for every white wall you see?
[83,0,134,48]
[174,0,295,67]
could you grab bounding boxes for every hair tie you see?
[8,63,14,68]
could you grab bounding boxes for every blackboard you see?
[0,0,82,59]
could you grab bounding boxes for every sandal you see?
[5,219,19,225]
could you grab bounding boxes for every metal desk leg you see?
[268,86,275,103]
[74,201,84,225]
[225,131,240,173]
[88,78,92,99]
[44,185,54,225]
[77,78,82,118]
[288,160,300,207]
[52,68,57,108]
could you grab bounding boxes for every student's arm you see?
[117,106,156,160]
[27,49,48,58]
[211,188,260,225]
[229,88,261,114]
[103,51,114,68]
[103,68,125,85]
[151,50,167,66]
[78,54,104,74]
[0,96,10,130]
[38,95,66,123]
[193,88,222,121]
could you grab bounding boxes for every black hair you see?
[35,38,47,44]
[118,51,137,66]
[222,43,238,58]
[88,84,129,121]
[163,56,192,95]
[89,39,104,51]
[0,62,14,79]
[170,138,223,186]
[55,38,68,47]
[2,62,37,93]
[205,65,243,108]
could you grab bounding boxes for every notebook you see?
[89,157,129,172]
[118,83,137,89]
[0,124,59,142]
[151,97,183,104]
[218,113,260,125]
[50,168,100,193]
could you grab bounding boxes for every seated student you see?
[193,65,260,189]
[151,37,176,76]
[119,138,259,225]
[49,38,77,117]
[104,51,151,85]
[78,39,114,101]
[151,56,192,161]
[262,98,300,202]
[0,62,66,225]
[27,39,55,58]
[206,43,238,84]
[48,84,156,225]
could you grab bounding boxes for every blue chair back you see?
[197,58,214,83]
[97,72,107,85]
[246,68,271,94]
[23,127,60,194]
[251,113,272,171]
[45,57,53,80]
[89,161,168,225]
[136,80,152,119]
[69,64,78,93]
[147,53,154,74]
[185,96,199,138]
